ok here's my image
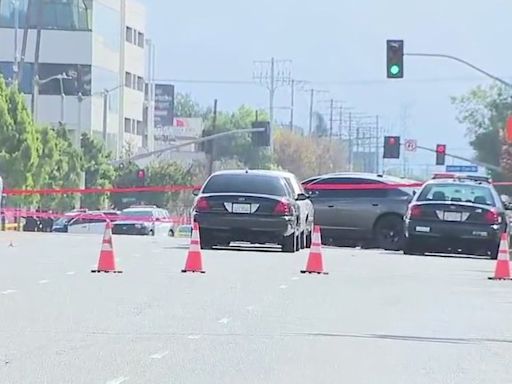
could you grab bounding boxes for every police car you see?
[403,173,510,259]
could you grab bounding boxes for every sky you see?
[142,0,512,173]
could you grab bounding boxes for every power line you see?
[152,75,511,86]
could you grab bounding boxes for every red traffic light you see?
[436,144,446,154]
[137,169,145,179]
[388,137,396,145]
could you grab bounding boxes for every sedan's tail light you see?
[195,197,210,212]
[273,200,292,215]
[485,208,501,224]
[408,204,422,219]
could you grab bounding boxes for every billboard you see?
[154,84,175,128]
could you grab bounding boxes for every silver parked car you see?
[302,172,420,250]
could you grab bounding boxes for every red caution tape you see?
[3,185,200,196]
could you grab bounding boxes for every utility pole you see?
[375,115,380,173]
[348,112,353,171]
[329,98,334,141]
[290,79,294,131]
[252,57,292,123]
[207,99,218,176]
[305,88,329,136]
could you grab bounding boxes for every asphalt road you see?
[1,231,512,384]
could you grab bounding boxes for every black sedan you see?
[192,170,312,252]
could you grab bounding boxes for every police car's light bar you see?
[431,173,492,183]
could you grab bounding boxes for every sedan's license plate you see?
[443,211,462,221]
[232,203,251,214]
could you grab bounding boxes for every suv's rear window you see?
[417,183,495,206]
[202,174,288,196]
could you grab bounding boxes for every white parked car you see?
[112,205,175,236]
[66,211,119,234]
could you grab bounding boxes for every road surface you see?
[1,232,512,383]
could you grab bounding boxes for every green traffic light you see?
[389,64,401,76]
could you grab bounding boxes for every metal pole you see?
[59,77,65,123]
[375,115,379,173]
[329,98,334,141]
[12,0,19,86]
[269,57,275,123]
[207,99,218,176]
[102,90,108,142]
[348,112,353,171]
[308,89,314,136]
[290,79,294,131]
[405,52,512,89]
[77,92,83,148]
[32,76,39,121]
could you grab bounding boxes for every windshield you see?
[417,183,495,206]
[202,174,288,196]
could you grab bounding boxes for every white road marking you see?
[106,377,129,384]
[218,317,231,324]
[38,280,50,284]
[65,271,75,275]
[187,335,202,339]
[279,285,288,289]
[1,289,17,295]
[291,276,300,280]
[149,350,169,359]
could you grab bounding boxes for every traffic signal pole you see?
[416,144,502,172]
[404,52,512,89]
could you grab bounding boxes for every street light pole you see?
[11,0,20,87]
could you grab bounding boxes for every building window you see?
[0,0,93,30]
[125,26,133,43]
[136,120,144,136]
[137,76,144,92]
[124,72,132,87]
[137,31,144,48]
[124,118,131,133]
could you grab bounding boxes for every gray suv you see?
[302,173,419,250]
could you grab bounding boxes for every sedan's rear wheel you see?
[374,215,404,251]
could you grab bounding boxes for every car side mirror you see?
[192,189,200,196]
[296,193,309,201]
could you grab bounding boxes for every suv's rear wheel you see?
[374,215,404,251]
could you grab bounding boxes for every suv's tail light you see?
[408,204,422,219]
[195,197,210,212]
[273,200,292,215]
[485,208,501,224]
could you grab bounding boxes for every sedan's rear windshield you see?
[417,183,495,206]
[202,174,288,196]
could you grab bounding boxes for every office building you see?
[0,0,151,158]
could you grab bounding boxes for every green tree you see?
[81,133,115,209]
[110,161,140,210]
[140,161,194,209]
[203,105,274,169]
[451,83,512,180]
[0,77,42,206]
[37,125,82,211]
[174,92,211,119]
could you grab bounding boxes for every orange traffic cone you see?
[489,232,511,280]
[91,221,122,273]
[182,222,205,273]
[301,225,328,275]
